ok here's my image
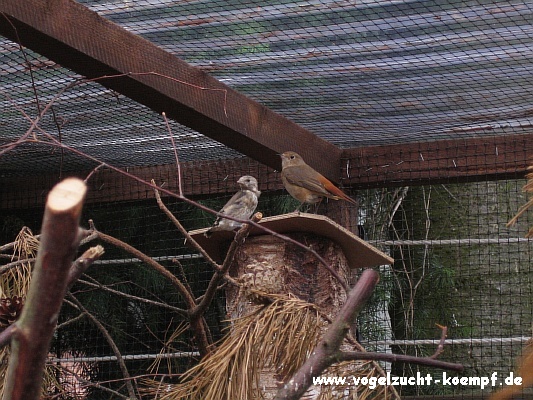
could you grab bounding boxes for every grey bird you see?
[204,175,260,237]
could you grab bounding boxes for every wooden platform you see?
[188,213,394,269]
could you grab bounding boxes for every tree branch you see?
[336,350,463,372]
[66,245,105,291]
[275,270,463,400]
[0,324,18,348]
[3,178,87,400]
[0,257,36,275]
[430,323,447,359]
[76,277,188,316]
[189,213,261,319]
[91,224,195,306]
[88,223,212,357]
[152,180,220,269]
[67,293,138,400]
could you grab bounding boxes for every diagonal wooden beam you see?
[0,0,341,180]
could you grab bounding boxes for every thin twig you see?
[76,278,188,316]
[336,350,463,372]
[88,222,212,356]
[66,246,105,291]
[51,106,65,178]
[90,224,195,306]
[49,364,130,399]
[2,14,42,119]
[84,163,106,183]
[0,324,18,348]
[152,180,219,269]
[67,293,138,400]
[430,324,448,359]
[161,112,183,198]
[55,312,86,331]
[0,257,36,274]
[190,214,260,319]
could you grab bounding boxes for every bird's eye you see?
[290,155,295,159]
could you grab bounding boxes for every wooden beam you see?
[342,133,533,188]
[0,158,284,210]
[0,0,340,180]
[2,133,531,210]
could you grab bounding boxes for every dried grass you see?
[507,166,533,237]
[144,291,392,400]
[1,226,37,297]
[148,321,190,376]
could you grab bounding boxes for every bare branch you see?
[49,363,130,399]
[336,350,463,372]
[91,225,195,306]
[275,270,463,400]
[190,213,260,319]
[0,257,36,275]
[66,245,105,291]
[161,112,183,198]
[0,324,18,348]
[67,293,138,400]
[4,178,87,400]
[152,180,219,269]
[430,323,448,359]
[76,278,188,316]
[84,163,106,183]
[88,223,212,356]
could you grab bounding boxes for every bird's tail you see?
[324,182,357,205]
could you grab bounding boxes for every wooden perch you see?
[3,178,87,400]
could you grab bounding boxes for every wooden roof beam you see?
[0,0,341,181]
[342,133,533,188]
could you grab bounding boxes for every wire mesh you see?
[357,179,533,397]
[2,171,533,398]
[1,0,533,398]
[1,0,532,177]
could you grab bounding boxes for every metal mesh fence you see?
[357,180,533,397]
[1,0,533,398]
[2,174,533,398]
[1,0,532,176]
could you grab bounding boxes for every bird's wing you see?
[283,165,356,204]
[282,165,335,197]
[216,191,258,220]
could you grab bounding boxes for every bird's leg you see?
[312,198,324,214]
[294,202,304,214]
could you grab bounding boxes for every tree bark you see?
[226,233,350,399]
[3,178,86,400]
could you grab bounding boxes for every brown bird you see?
[280,151,356,212]
[205,175,260,237]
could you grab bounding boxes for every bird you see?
[280,151,356,212]
[204,175,261,237]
